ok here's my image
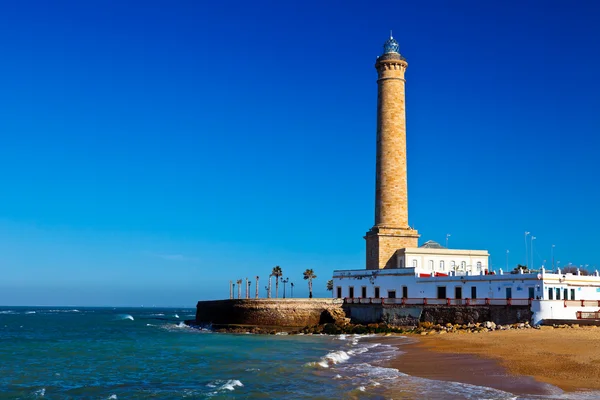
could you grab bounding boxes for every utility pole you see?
[446,233,451,248]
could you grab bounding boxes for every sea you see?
[1,306,599,400]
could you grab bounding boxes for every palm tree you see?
[237,279,242,299]
[303,269,317,299]
[272,266,283,298]
[232,283,236,299]
[267,275,272,298]
[326,279,334,297]
[255,276,259,298]
[229,280,233,299]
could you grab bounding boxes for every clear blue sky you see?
[1,1,598,306]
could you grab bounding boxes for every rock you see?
[439,330,447,335]
[420,332,427,336]
[484,321,496,330]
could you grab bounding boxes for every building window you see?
[374,287,380,298]
[451,261,456,271]
[437,286,447,299]
[564,288,568,301]
[460,261,466,270]
[555,288,560,300]
[349,287,355,299]
[429,260,434,271]
[440,261,445,271]
[548,288,553,300]
[471,286,477,299]
[361,286,367,298]
[388,290,396,299]
[336,287,342,298]
[476,262,482,272]
[402,286,408,298]
[571,289,575,300]
[398,258,404,268]
[412,259,417,268]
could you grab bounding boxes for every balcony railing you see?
[342,297,532,306]
[576,311,600,320]
[564,300,600,308]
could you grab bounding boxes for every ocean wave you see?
[25,311,36,314]
[116,314,134,321]
[33,388,45,397]
[151,313,165,316]
[206,379,243,392]
[46,309,80,313]
[174,314,179,318]
[107,395,117,400]
[0,311,14,314]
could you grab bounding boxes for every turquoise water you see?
[1,306,598,399]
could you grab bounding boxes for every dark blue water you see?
[1,307,597,399]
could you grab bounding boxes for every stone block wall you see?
[195,299,344,327]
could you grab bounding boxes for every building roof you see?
[420,240,446,249]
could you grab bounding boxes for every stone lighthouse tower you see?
[365,35,419,270]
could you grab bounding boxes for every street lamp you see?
[282,278,289,299]
[524,232,530,267]
[530,236,536,270]
[290,282,294,298]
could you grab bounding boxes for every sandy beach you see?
[386,327,600,394]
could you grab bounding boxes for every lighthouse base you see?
[365,226,420,270]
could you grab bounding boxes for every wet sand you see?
[381,337,556,396]
[381,327,600,394]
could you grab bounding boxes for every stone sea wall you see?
[343,304,532,326]
[195,299,345,327]
[195,299,532,328]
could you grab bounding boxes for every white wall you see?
[531,300,600,325]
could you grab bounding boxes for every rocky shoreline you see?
[184,318,545,336]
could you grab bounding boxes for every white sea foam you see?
[358,386,366,392]
[0,311,14,314]
[33,388,45,397]
[107,395,117,399]
[25,311,36,314]
[206,379,243,392]
[174,314,180,318]
[117,314,134,321]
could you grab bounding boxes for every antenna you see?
[390,30,393,39]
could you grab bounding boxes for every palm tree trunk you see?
[255,277,259,299]
[245,278,249,299]
[267,276,272,299]
[309,279,313,299]
[229,281,233,299]
[275,277,279,298]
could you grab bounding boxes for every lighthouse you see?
[365,35,420,270]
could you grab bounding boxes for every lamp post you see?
[282,278,289,299]
[524,232,530,267]
[290,282,294,298]
[446,234,451,248]
[530,236,536,270]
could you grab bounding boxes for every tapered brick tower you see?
[365,35,419,270]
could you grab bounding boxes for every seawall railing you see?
[343,297,532,306]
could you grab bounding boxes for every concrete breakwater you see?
[195,298,345,327]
